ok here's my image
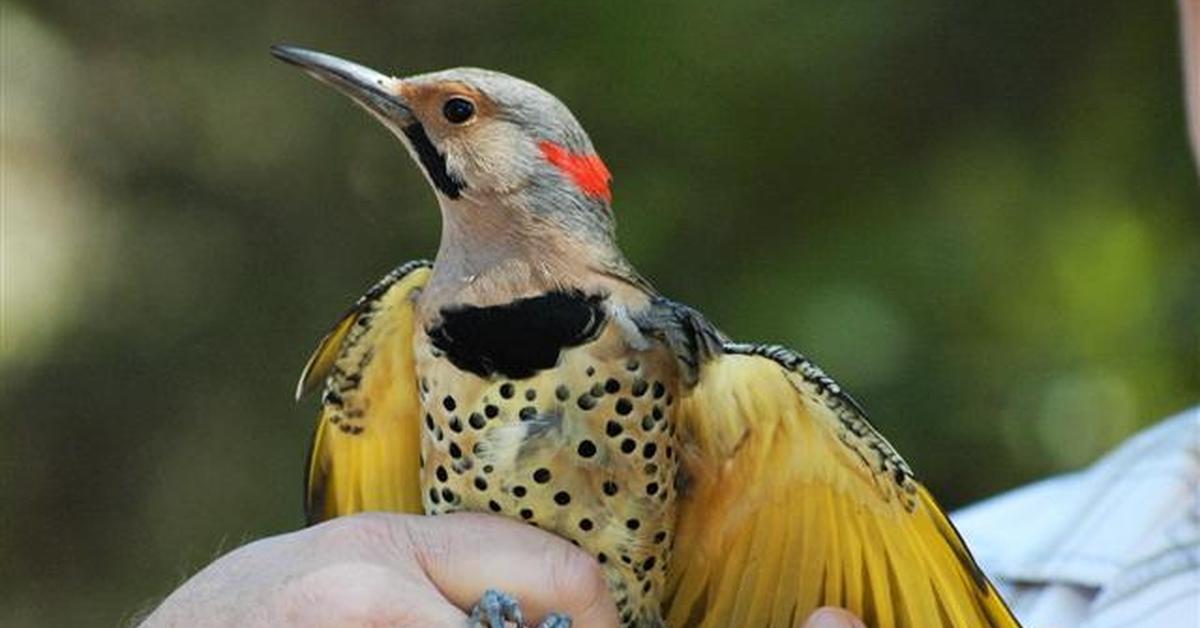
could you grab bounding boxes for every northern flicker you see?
[272,45,1020,628]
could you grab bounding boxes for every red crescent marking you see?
[538,141,612,204]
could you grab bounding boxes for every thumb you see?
[403,512,619,627]
[804,607,868,628]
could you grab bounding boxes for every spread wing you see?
[665,343,1019,628]
[296,260,432,525]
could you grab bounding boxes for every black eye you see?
[442,97,475,124]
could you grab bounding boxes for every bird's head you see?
[272,46,616,255]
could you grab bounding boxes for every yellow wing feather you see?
[298,261,431,524]
[666,345,1019,628]
[296,308,359,400]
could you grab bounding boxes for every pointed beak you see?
[271,44,414,125]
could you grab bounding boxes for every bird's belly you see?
[414,330,680,626]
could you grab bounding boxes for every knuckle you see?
[400,515,454,574]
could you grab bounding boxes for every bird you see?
[271,44,1021,628]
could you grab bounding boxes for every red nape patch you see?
[538,141,612,203]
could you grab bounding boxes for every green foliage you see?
[2,1,1195,625]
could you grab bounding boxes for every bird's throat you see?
[421,196,614,315]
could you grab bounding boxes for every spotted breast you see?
[415,290,681,627]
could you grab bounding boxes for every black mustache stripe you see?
[402,123,465,199]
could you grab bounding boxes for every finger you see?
[404,512,619,627]
[286,561,469,628]
[803,607,868,628]
[284,516,470,627]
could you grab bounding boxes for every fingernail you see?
[804,607,865,628]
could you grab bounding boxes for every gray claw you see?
[537,612,573,628]
[466,589,573,628]
[469,589,524,627]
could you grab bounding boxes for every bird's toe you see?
[536,611,573,628]
[468,588,525,627]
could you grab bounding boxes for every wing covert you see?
[298,260,432,525]
[665,343,1019,628]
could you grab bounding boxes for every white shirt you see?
[953,409,1200,627]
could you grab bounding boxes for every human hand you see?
[140,510,867,627]
[139,512,618,627]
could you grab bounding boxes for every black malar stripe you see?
[402,122,465,199]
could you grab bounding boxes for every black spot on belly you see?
[427,291,607,379]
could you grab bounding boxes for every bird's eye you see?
[442,97,475,124]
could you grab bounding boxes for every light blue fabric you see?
[953,409,1200,627]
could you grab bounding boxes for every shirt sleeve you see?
[952,409,1200,628]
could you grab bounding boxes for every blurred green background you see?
[2,1,1197,625]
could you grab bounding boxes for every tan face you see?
[396,81,493,132]
[395,80,539,199]
[272,47,611,211]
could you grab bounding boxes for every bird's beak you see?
[271,44,414,126]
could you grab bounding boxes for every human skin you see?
[139,512,863,627]
[1182,0,1199,168]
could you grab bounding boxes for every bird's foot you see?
[537,612,573,628]
[467,589,572,628]
[469,589,523,627]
